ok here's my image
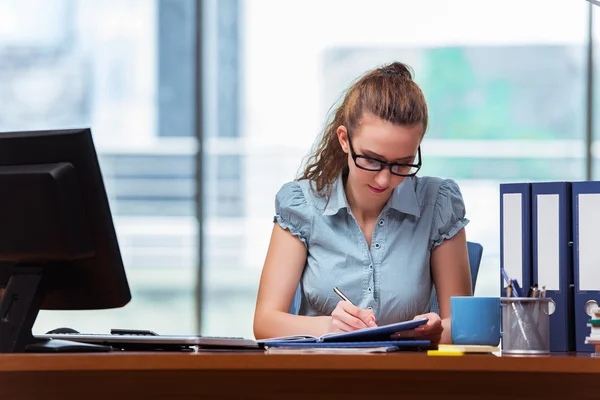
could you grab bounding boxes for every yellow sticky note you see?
[437,344,499,353]
[427,350,464,356]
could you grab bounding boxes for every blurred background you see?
[0,0,597,339]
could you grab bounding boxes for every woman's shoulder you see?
[414,177,468,247]
[412,175,463,205]
[275,179,328,211]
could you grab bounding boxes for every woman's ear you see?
[337,126,349,154]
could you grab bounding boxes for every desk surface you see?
[1,351,599,400]
[1,350,599,373]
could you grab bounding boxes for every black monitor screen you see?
[0,128,131,352]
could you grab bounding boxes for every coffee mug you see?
[451,296,501,346]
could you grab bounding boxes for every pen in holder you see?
[501,297,553,354]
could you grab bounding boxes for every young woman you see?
[253,62,472,345]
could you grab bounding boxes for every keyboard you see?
[35,329,261,350]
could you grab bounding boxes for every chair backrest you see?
[466,241,483,292]
[290,283,302,315]
[290,241,484,315]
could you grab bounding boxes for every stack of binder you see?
[500,180,600,352]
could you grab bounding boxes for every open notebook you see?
[258,318,428,345]
[265,342,430,353]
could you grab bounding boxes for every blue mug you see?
[451,296,501,346]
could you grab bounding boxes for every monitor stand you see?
[0,266,111,353]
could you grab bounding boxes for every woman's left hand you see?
[392,312,443,345]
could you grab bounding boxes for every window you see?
[202,0,591,338]
[0,0,199,335]
[1,0,594,339]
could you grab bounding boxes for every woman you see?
[253,62,472,345]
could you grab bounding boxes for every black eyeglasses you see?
[346,134,422,177]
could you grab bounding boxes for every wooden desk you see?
[1,351,599,400]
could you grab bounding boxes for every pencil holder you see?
[501,297,554,354]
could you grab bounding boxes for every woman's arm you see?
[253,223,331,340]
[430,228,473,344]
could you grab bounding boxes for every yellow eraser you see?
[427,350,464,356]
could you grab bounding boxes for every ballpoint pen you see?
[501,269,522,297]
[333,287,355,305]
[334,287,377,327]
[528,284,538,298]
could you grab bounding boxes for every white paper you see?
[265,347,396,354]
[502,193,523,285]
[578,194,600,291]
[536,194,560,291]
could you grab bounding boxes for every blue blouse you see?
[273,174,469,326]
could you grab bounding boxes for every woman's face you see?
[337,113,423,200]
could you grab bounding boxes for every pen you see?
[528,284,538,298]
[334,286,377,327]
[501,268,511,286]
[501,269,522,297]
[510,279,522,297]
[333,287,355,305]
[532,286,540,321]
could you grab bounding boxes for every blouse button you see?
[374,243,381,249]
[368,287,372,292]
[369,264,373,270]
[378,219,384,226]
[367,306,373,310]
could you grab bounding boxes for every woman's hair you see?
[298,61,428,199]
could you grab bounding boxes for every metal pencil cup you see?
[501,297,554,354]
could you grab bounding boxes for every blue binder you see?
[500,183,533,297]
[531,182,575,352]
[572,181,600,352]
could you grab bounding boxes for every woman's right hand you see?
[329,301,377,333]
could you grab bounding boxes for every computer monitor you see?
[0,128,131,353]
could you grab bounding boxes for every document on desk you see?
[257,318,429,346]
[261,340,431,351]
[265,345,402,354]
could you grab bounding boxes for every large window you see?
[0,0,199,335]
[202,0,591,338]
[1,0,595,340]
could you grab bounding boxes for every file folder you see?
[572,181,600,352]
[531,182,575,352]
[500,183,533,297]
